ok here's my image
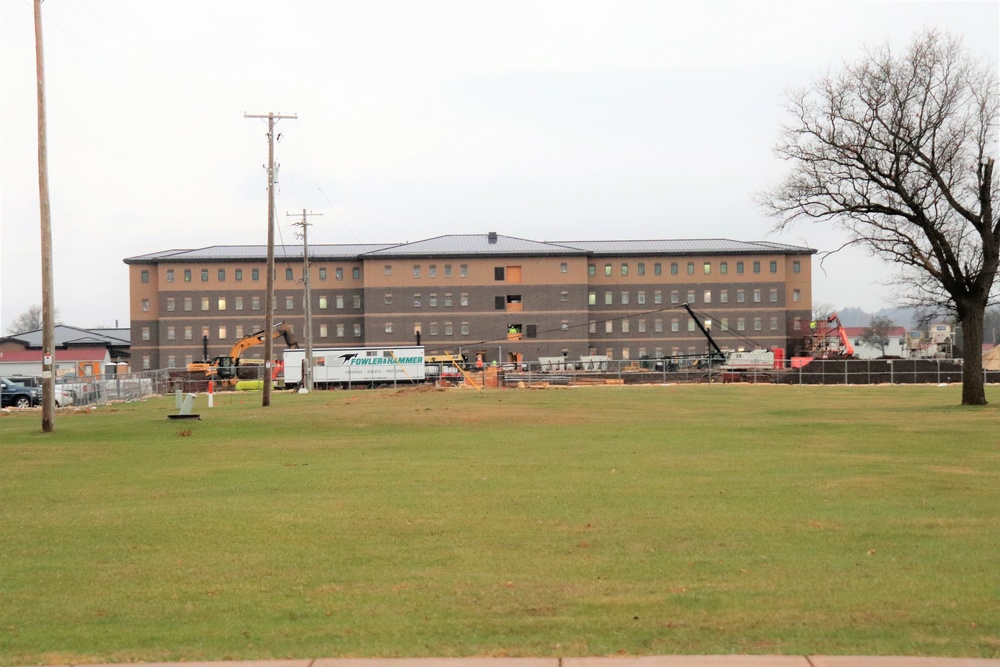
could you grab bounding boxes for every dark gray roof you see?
[124,244,394,264]
[554,239,815,256]
[2,325,131,349]
[362,234,584,258]
[124,236,815,264]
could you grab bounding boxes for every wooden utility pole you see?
[244,112,296,406]
[289,209,322,392]
[34,0,55,432]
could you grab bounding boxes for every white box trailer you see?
[283,346,426,388]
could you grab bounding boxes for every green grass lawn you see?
[1,384,999,664]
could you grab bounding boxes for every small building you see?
[843,326,909,359]
[0,325,131,377]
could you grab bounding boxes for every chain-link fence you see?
[48,370,171,407]
[499,358,1000,387]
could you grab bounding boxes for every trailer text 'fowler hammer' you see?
[283,346,426,389]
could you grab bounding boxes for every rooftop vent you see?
[488,232,498,244]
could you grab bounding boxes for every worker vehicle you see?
[188,321,299,383]
[1,376,40,408]
[811,313,855,358]
[284,346,426,389]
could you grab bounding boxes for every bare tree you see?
[860,315,897,356]
[761,30,999,405]
[5,305,62,334]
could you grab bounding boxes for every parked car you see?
[9,375,74,407]
[1,377,40,408]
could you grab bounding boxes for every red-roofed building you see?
[814,325,909,359]
[0,325,129,377]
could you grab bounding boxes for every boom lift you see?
[188,321,299,382]
[812,313,854,358]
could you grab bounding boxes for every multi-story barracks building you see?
[124,233,815,370]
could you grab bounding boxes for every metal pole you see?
[34,0,55,432]
[290,209,321,393]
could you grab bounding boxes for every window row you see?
[587,287,799,306]
[385,292,470,307]
[386,322,471,336]
[156,322,363,343]
[157,266,362,284]
[587,259,800,278]
[162,294,362,313]
[587,316,783,335]
[386,263,470,279]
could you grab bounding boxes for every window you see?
[638,319,646,333]
[753,261,761,274]
[252,268,260,281]
[353,267,361,280]
[201,269,209,282]
[184,326,193,340]
[142,356,150,370]
[588,292,596,306]
[218,326,227,339]
[385,294,392,305]
[604,292,613,305]
[184,269,192,282]
[770,288,778,303]
[337,324,345,338]
[218,297,226,311]
[414,294,421,308]
[621,291,629,305]
[588,264,596,276]
[770,317,779,331]
[704,262,711,274]
[793,289,801,303]
[688,319,695,332]
[754,317,762,331]
[184,297,192,311]
[621,319,630,333]
[687,262,695,275]
[721,318,729,332]
[444,264,452,278]
[384,264,392,276]
[319,324,328,338]
[286,296,294,310]
[654,319,663,333]
[654,290,662,304]
[252,296,260,310]
[167,355,176,369]
[444,322,453,336]
[235,325,244,338]
[621,263,628,276]
[670,290,679,304]
[793,260,801,273]
[737,289,745,303]
[140,270,149,283]
[318,267,327,280]
[637,262,645,276]
[166,297,176,312]
[429,322,438,336]
[793,317,802,331]
[141,327,150,341]
[413,265,421,278]
[605,321,613,333]
[637,291,646,304]
[604,264,612,276]
[561,321,569,331]
[460,293,469,306]
[166,269,174,283]
[668,262,676,275]
[737,318,746,331]
[444,293,452,307]
[353,295,362,309]
[336,295,344,309]
[753,289,761,303]
[560,262,568,273]
[495,296,506,310]
[720,289,728,304]
[460,264,468,277]
[461,322,469,335]
[429,265,437,278]
[336,267,344,281]
[385,323,393,334]
[770,260,778,273]
[319,296,328,310]
[720,262,728,275]
[218,269,226,281]
[589,322,597,334]
[687,290,695,303]
[201,297,210,311]
[495,267,505,281]
[429,294,438,307]
[736,261,744,274]
[560,291,569,302]
[353,324,361,337]
[235,269,243,281]
[703,290,712,304]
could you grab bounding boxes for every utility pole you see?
[245,112,296,407]
[34,0,55,432]
[289,209,322,392]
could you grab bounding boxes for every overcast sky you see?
[1,0,997,333]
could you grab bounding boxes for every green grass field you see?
[2,384,999,665]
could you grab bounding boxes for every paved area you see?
[35,656,1000,667]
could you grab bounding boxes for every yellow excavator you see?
[187,322,299,383]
